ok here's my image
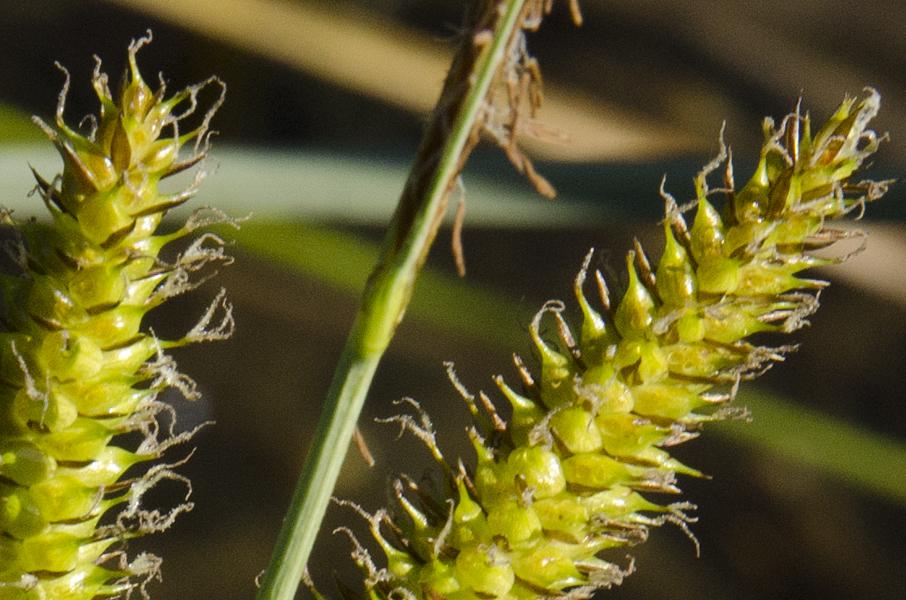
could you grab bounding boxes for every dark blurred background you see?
[0,1,904,598]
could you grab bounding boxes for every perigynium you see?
[345,90,889,599]
[0,35,233,598]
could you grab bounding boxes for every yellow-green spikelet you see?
[356,90,889,599]
[0,37,229,598]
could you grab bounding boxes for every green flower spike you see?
[0,34,232,598]
[349,90,889,599]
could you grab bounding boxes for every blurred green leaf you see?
[230,221,519,347]
[727,391,906,504]
[0,104,41,142]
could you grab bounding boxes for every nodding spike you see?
[314,92,887,599]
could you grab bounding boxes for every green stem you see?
[256,2,528,598]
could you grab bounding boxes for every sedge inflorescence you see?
[348,91,888,599]
[0,36,232,598]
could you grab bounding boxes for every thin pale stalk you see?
[256,2,529,598]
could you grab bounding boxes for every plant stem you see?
[256,2,529,598]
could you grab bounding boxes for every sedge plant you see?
[0,4,891,600]
[249,1,890,599]
[0,35,232,598]
[340,90,889,599]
